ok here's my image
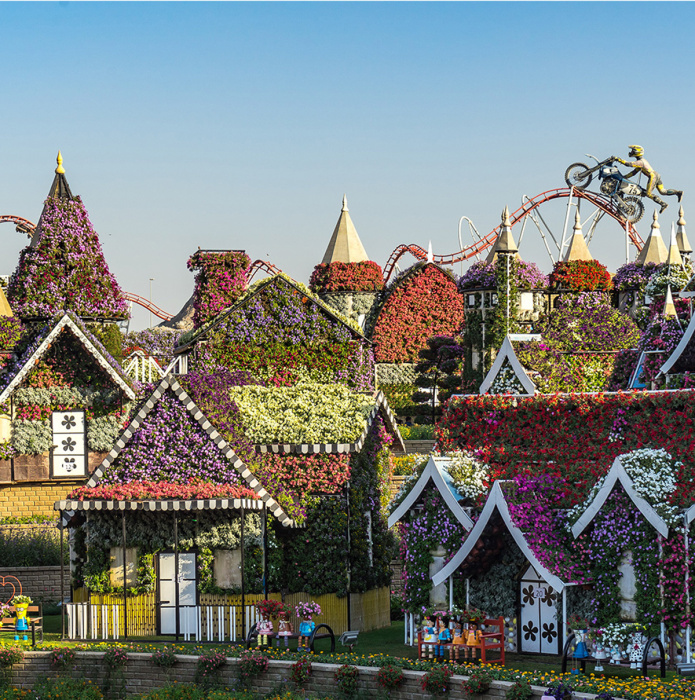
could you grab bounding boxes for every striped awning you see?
[54,497,264,512]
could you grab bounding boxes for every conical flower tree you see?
[7,194,129,320]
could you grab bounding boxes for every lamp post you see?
[149,278,154,328]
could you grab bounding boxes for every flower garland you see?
[309,261,385,292]
[67,481,259,501]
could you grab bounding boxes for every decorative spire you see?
[666,222,684,267]
[663,285,678,319]
[55,151,65,174]
[563,210,593,262]
[677,205,693,256]
[636,209,668,264]
[485,206,519,263]
[427,240,434,263]
[320,194,369,264]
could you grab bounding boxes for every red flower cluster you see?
[371,265,465,362]
[548,260,613,291]
[309,261,385,293]
[67,480,259,501]
[437,391,695,504]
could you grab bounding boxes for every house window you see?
[52,410,87,478]
[110,547,138,587]
[364,511,373,567]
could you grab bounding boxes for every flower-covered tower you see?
[7,153,129,324]
[310,195,384,330]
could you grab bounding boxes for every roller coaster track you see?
[0,214,35,235]
[382,188,645,282]
[122,293,173,321]
[248,258,282,282]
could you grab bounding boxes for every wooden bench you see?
[0,604,43,647]
[416,616,506,665]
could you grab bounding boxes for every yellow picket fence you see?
[69,587,389,639]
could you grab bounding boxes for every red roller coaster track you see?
[248,259,282,282]
[0,214,35,236]
[382,188,645,281]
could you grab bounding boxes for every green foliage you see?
[420,664,454,697]
[195,650,227,691]
[505,679,533,700]
[461,667,493,697]
[392,454,427,476]
[335,664,360,697]
[32,678,104,700]
[11,419,52,454]
[140,686,203,700]
[380,384,417,413]
[86,323,123,363]
[150,648,178,668]
[0,524,67,566]
[289,656,311,686]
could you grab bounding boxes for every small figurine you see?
[422,615,437,659]
[573,629,589,660]
[13,595,31,642]
[277,610,293,648]
[465,622,482,660]
[257,614,274,648]
[451,619,465,662]
[436,616,452,662]
[295,601,321,652]
[610,644,622,665]
[593,641,607,672]
[628,632,644,670]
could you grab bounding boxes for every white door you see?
[158,552,197,635]
[519,564,559,654]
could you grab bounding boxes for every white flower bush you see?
[229,382,376,444]
[446,450,489,500]
[489,361,526,395]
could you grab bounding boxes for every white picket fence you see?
[65,602,260,641]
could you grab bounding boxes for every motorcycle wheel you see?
[620,196,645,224]
[565,163,592,190]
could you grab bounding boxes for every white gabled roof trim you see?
[387,456,475,530]
[659,312,695,376]
[86,375,295,528]
[571,456,669,539]
[479,335,535,396]
[0,313,135,403]
[432,481,569,592]
[685,504,695,525]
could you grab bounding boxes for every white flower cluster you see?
[489,361,525,395]
[596,622,647,648]
[446,450,489,500]
[229,382,376,444]
[621,448,678,504]
[644,266,690,299]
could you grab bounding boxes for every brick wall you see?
[9,652,625,700]
[0,566,62,604]
[0,483,75,519]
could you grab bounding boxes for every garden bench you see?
[416,616,505,665]
[0,604,43,647]
[246,621,336,652]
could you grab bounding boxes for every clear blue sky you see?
[1,2,693,329]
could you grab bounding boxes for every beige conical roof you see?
[663,285,678,319]
[677,206,693,255]
[666,223,683,267]
[321,195,369,264]
[636,210,668,264]
[563,211,593,262]
[0,287,13,317]
[485,206,519,263]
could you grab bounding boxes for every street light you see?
[149,278,154,328]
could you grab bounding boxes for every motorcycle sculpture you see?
[565,155,646,224]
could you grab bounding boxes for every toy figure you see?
[295,601,321,652]
[436,616,452,662]
[465,622,482,660]
[628,632,645,670]
[422,615,437,659]
[13,595,31,642]
[298,617,315,652]
[277,610,293,648]
[257,614,274,648]
[613,145,683,213]
[610,644,622,665]
[451,620,465,662]
[593,641,607,672]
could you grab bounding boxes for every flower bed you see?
[459,260,548,290]
[66,481,259,502]
[549,260,612,291]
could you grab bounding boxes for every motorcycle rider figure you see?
[612,145,682,214]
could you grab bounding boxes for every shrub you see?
[151,648,178,668]
[421,665,454,696]
[0,524,66,566]
[0,647,22,668]
[335,664,360,697]
[51,647,76,675]
[195,650,227,689]
[237,649,268,682]
[377,664,405,690]
[289,656,311,686]
[461,667,493,696]
[140,686,205,700]
[103,648,127,669]
[505,679,533,700]
[33,678,103,700]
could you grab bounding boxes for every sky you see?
[1,2,694,330]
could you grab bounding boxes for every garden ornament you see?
[628,632,645,669]
[297,616,315,652]
[13,595,31,641]
[422,615,437,659]
[466,621,482,660]
[436,616,452,661]
[614,145,683,213]
[451,619,465,661]
[256,614,274,648]
[277,610,293,648]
